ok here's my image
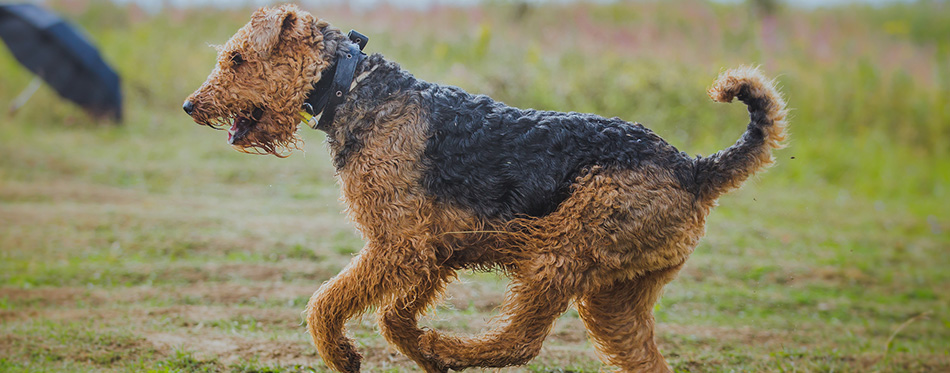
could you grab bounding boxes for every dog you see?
[183,4,788,372]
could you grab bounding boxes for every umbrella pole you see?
[8,76,43,115]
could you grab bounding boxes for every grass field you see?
[1,0,948,371]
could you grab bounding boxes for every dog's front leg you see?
[378,266,454,373]
[305,246,404,372]
[306,242,441,372]
[305,253,370,372]
[419,265,575,370]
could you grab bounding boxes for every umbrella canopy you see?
[0,3,122,121]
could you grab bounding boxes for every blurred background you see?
[0,0,947,371]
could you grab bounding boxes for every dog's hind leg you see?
[306,244,438,373]
[576,264,683,373]
[419,267,574,370]
[417,169,629,369]
[378,267,454,373]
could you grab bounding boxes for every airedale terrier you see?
[184,4,788,372]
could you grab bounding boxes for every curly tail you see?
[694,66,789,201]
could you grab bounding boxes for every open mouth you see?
[227,107,264,145]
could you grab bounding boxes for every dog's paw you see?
[321,339,362,373]
[340,347,361,373]
[418,330,440,359]
[419,331,463,371]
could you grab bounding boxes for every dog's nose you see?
[183,100,195,116]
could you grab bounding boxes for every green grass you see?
[0,0,948,371]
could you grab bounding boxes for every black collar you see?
[303,30,369,132]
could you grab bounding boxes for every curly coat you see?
[184,4,789,373]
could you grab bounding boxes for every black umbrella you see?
[0,3,122,121]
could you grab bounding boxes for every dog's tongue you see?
[228,116,250,144]
[227,121,238,143]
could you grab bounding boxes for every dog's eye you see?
[231,53,244,67]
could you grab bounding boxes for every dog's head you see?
[183,4,339,156]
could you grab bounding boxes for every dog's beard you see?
[194,107,305,158]
[229,111,305,157]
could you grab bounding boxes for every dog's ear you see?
[248,5,300,58]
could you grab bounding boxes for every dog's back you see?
[420,81,696,220]
[415,66,786,222]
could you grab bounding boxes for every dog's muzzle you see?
[183,100,195,116]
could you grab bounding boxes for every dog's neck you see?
[319,53,424,170]
[299,25,427,170]
[303,27,369,131]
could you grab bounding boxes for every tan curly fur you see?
[185,5,789,373]
[185,4,331,156]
